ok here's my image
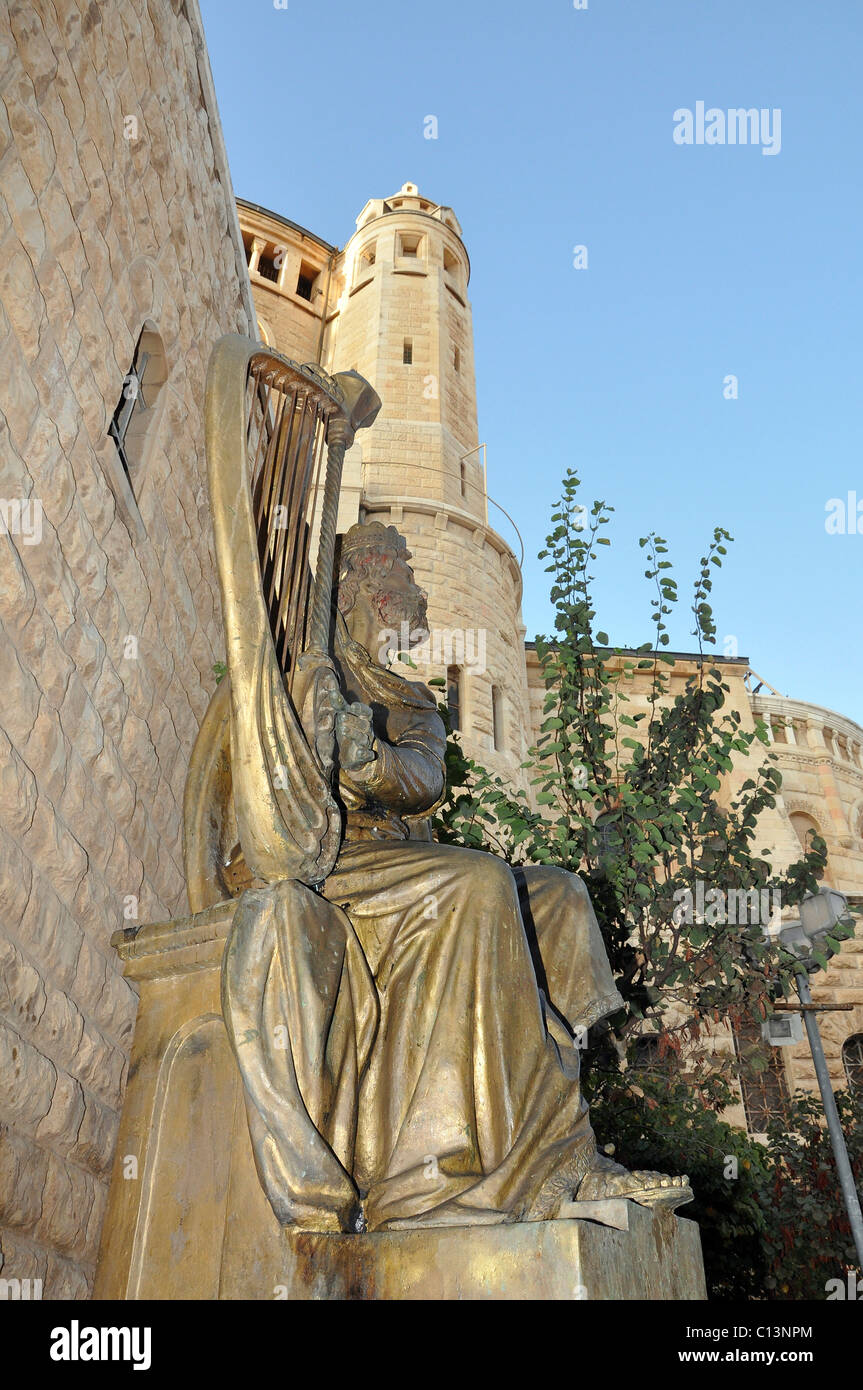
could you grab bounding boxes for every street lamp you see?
[763,887,863,1268]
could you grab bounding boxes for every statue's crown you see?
[340,521,412,566]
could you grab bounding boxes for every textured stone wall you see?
[753,694,863,896]
[749,695,863,1095]
[0,0,251,1297]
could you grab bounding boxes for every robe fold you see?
[219,626,624,1230]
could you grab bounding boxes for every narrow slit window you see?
[403,338,413,365]
[108,325,167,493]
[492,685,504,751]
[447,666,461,731]
[296,260,318,301]
[453,346,460,373]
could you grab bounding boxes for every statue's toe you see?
[574,1156,693,1209]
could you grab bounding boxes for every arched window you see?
[790,811,821,852]
[447,665,461,732]
[842,1034,863,1098]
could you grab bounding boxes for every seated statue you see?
[185,518,692,1233]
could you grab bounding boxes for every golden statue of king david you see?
[182,336,692,1236]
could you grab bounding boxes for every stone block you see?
[35,1069,85,1152]
[0,1020,55,1133]
[246,1205,706,1302]
[0,1125,49,1229]
[94,903,706,1302]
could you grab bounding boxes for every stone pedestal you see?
[94,904,707,1301]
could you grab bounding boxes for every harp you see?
[202,334,381,891]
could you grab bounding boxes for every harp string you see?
[271,394,319,670]
[264,388,314,649]
[254,372,284,568]
[260,384,296,591]
[251,396,276,539]
[260,385,297,607]
[278,401,325,678]
[250,372,279,525]
[242,354,348,685]
[246,371,265,458]
[284,405,328,674]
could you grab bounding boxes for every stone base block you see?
[224,1205,706,1301]
[94,903,706,1301]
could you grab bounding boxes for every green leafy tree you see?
[431,468,858,1298]
[435,469,832,1047]
[762,1089,863,1299]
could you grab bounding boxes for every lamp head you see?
[798,887,847,940]
[764,886,849,974]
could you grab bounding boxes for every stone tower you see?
[324,183,532,779]
[326,182,481,517]
[236,183,532,780]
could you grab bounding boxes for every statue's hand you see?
[331,694,377,772]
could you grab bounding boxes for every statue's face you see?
[343,552,429,657]
[373,558,429,639]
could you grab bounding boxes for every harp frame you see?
[204,334,380,889]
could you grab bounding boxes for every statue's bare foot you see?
[574,1153,693,1210]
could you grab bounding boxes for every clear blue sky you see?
[201,0,863,723]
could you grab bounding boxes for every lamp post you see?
[764,888,863,1268]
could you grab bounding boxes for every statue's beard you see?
[374,588,429,643]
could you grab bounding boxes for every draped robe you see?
[195,627,623,1231]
